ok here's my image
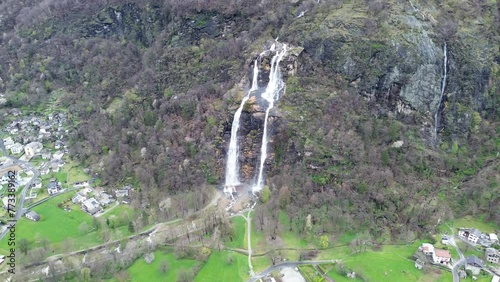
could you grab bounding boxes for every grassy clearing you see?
[0,193,142,256]
[449,216,498,233]
[127,250,198,282]
[341,242,426,282]
[0,192,101,254]
[64,160,91,183]
[415,271,453,282]
[195,251,249,282]
[103,204,136,219]
[225,216,246,249]
[316,245,352,260]
[456,241,485,258]
[325,264,364,282]
[251,256,270,273]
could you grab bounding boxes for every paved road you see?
[448,228,465,282]
[248,260,335,282]
[0,139,43,240]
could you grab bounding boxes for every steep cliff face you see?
[219,49,299,185]
[283,3,497,137]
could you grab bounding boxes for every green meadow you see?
[0,192,100,254]
[127,250,199,282]
[195,251,249,282]
[225,216,247,249]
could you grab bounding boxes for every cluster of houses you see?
[458,228,500,266]
[2,111,70,177]
[21,183,132,222]
[72,186,117,216]
[2,109,68,143]
[415,228,500,281]
[458,228,499,247]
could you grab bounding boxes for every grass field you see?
[0,192,102,254]
[225,216,246,249]
[343,244,421,281]
[316,245,352,260]
[0,192,142,256]
[456,240,486,258]
[63,160,91,183]
[251,256,270,273]
[450,216,498,233]
[195,251,249,282]
[127,250,199,282]
[339,242,455,282]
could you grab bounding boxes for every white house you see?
[3,137,14,149]
[32,179,42,189]
[24,142,43,157]
[72,194,87,204]
[47,180,61,195]
[458,228,482,244]
[41,149,52,160]
[490,233,499,243]
[10,143,24,154]
[486,248,500,264]
[441,235,450,245]
[53,150,64,160]
[434,249,452,264]
[25,211,40,222]
[421,243,451,265]
[81,198,102,215]
[40,167,49,175]
[422,243,435,256]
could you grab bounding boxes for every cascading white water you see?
[253,45,287,192]
[434,42,447,141]
[224,59,260,194]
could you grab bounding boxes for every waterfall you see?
[224,59,260,194]
[253,45,287,192]
[434,42,447,142]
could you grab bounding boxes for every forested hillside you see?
[0,0,498,241]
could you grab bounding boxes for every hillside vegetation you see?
[0,0,498,243]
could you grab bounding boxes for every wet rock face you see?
[220,109,280,184]
[221,45,298,185]
[85,3,163,47]
[399,64,441,113]
[291,12,495,133]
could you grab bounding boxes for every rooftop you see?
[435,249,451,258]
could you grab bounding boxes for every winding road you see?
[447,225,466,282]
[0,139,44,241]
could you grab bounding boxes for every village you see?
[414,226,500,281]
[0,108,133,231]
